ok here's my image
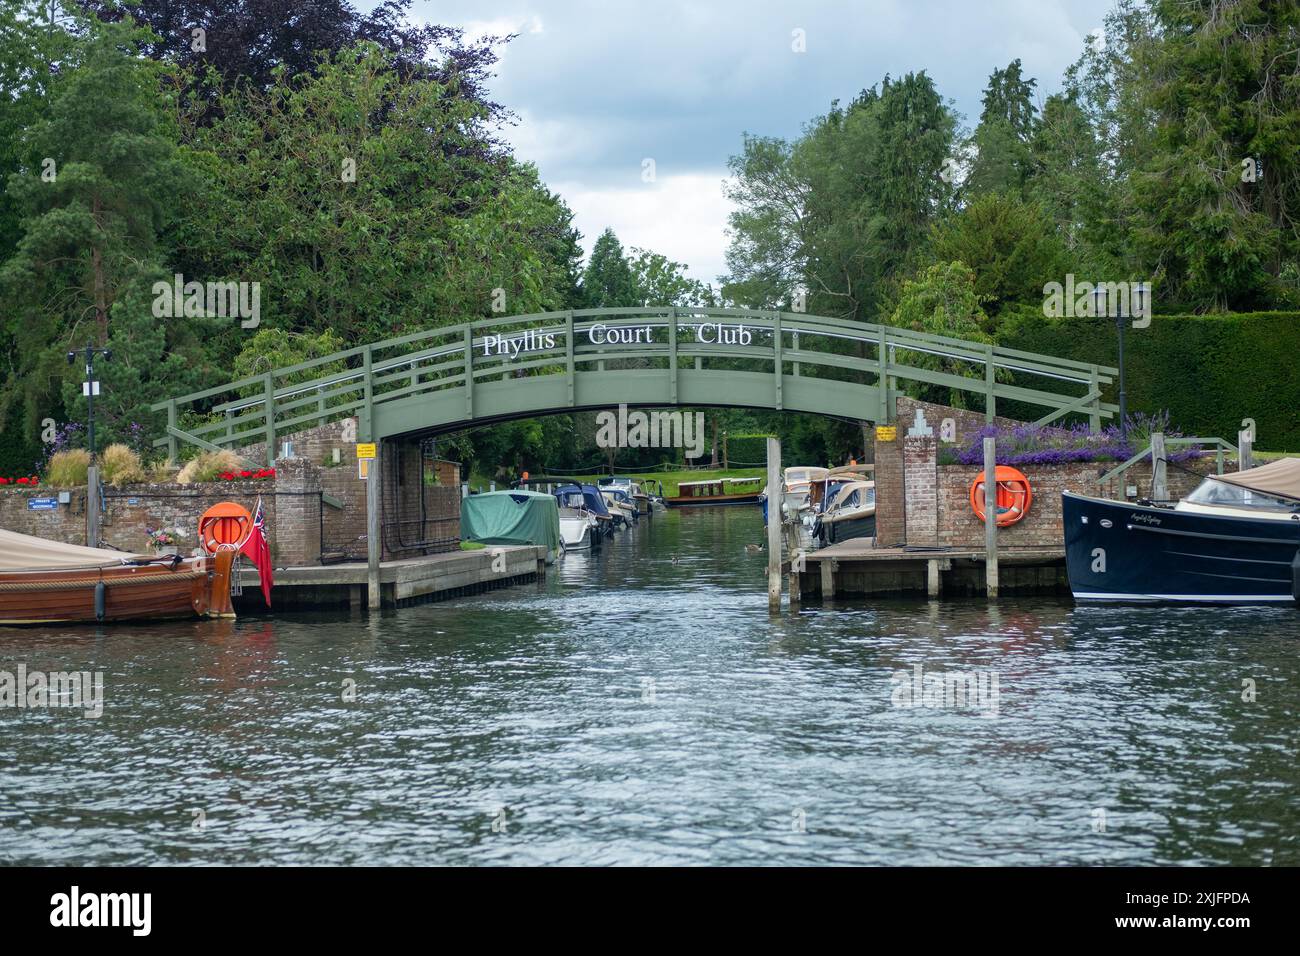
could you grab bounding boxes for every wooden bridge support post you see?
[367,444,382,610]
[1150,432,1168,501]
[983,436,999,599]
[766,437,782,612]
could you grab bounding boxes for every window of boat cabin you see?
[1186,479,1300,512]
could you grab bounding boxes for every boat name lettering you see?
[1130,513,1162,525]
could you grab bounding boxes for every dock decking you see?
[235,545,548,611]
[790,537,1066,599]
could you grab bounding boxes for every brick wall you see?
[876,397,1019,548]
[870,396,1227,551]
[937,462,1097,548]
[1,475,299,562]
[0,488,88,545]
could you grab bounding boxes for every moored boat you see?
[461,489,563,562]
[665,476,763,507]
[0,528,235,625]
[1063,458,1300,604]
[814,479,877,546]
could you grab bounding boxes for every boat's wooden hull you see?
[0,552,235,625]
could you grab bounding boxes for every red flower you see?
[0,478,8,485]
[16,477,29,485]
[239,470,252,478]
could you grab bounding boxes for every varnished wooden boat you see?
[0,528,235,625]
[665,477,764,507]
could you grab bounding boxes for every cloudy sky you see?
[402,0,1115,287]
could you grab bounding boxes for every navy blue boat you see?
[1063,458,1300,605]
[554,483,615,539]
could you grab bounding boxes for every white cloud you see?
[558,173,736,287]
[397,0,1116,280]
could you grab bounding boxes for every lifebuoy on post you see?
[970,467,1033,528]
[199,502,253,554]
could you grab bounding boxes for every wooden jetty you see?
[790,538,1066,600]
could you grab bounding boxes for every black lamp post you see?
[67,343,111,459]
[1092,284,1130,440]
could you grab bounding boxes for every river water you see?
[1,506,1296,865]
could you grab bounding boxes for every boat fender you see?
[94,580,106,622]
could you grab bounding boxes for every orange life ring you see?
[199,502,253,554]
[970,467,1033,527]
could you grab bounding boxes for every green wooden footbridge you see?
[152,307,1119,463]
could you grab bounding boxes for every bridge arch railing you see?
[150,307,1118,465]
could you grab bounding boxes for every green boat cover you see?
[460,490,561,556]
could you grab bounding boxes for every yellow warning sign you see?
[875,426,897,441]
[355,443,376,460]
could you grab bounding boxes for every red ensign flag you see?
[240,496,273,607]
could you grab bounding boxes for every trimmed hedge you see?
[726,432,777,466]
[997,309,1300,451]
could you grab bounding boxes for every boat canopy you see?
[554,483,611,517]
[460,490,561,553]
[0,527,149,571]
[1210,458,1300,502]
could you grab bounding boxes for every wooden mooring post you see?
[366,444,382,610]
[983,436,999,599]
[1238,430,1254,472]
[766,437,782,611]
[1150,431,1168,501]
[86,465,100,548]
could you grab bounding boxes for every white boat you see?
[781,466,830,520]
[558,507,593,550]
[600,490,637,527]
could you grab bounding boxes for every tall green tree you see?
[966,59,1038,197]
[724,73,957,322]
[1129,0,1299,310]
[180,43,576,348]
[580,228,639,308]
[627,247,714,307]
[1027,92,1113,272]
[1,7,198,452]
[888,261,994,408]
[930,192,1069,325]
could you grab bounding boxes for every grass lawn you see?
[567,467,767,497]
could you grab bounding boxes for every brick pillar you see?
[272,457,322,567]
[903,435,938,546]
[873,430,906,547]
